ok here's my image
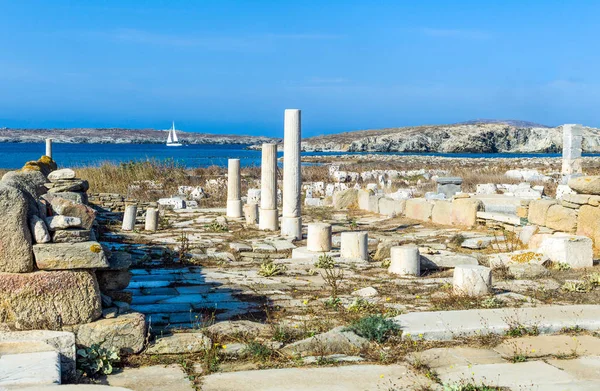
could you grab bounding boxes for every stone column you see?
[389,246,420,276]
[562,124,583,175]
[340,231,368,261]
[145,207,159,232]
[307,223,332,252]
[122,205,137,231]
[281,109,302,239]
[244,203,259,225]
[259,143,279,230]
[45,138,53,159]
[226,159,243,218]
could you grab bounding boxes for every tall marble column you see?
[226,158,243,218]
[45,139,53,159]
[281,109,302,239]
[562,124,583,175]
[259,143,279,230]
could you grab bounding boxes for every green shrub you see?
[258,260,286,277]
[314,254,335,269]
[77,344,120,377]
[346,315,399,343]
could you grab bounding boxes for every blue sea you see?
[0,142,589,169]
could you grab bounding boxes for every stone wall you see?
[88,192,158,215]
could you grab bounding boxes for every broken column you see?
[388,246,420,276]
[562,124,583,176]
[259,143,279,230]
[121,204,137,231]
[226,158,243,218]
[340,231,368,261]
[281,109,302,239]
[144,207,159,232]
[307,223,332,252]
[244,203,259,225]
[453,265,492,296]
[45,138,52,159]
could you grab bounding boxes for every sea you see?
[0,142,587,169]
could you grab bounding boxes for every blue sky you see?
[1,0,599,137]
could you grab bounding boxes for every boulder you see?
[33,241,109,270]
[48,169,76,182]
[21,156,57,176]
[42,191,88,205]
[96,270,132,291]
[52,228,93,243]
[71,312,146,355]
[568,176,600,195]
[204,320,272,341]
[48,196,96,229]
[545,205,578,233]
[45,215,82,230]
[281,326,368,357]
[378,198,405,217]
[105,251,133,270]
[332,189,358,210]
[0,184,33,272]
[1,170,47,198]
[576,205,600,249]
[145,332,211,354]
[0,270,101,330]
[405,199,433,222]
[431,200,453,225]
[527,199,558,226]
[539,235,593,269]
[29,215,51,244]
[451,198,483,227]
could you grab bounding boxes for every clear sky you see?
[1,0,599,137]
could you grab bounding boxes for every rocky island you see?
[302,120,600,153]
[0,127,279,145]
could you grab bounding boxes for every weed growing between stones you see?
[320,266,345,304]
[314,254,335,269]
[346,315,400,343]
[206,219,228,232]
[449,234,466,248]
[258,260,287,277]
[77,343,120,377]
[177,231,190,263]
[442,382,507,391]
[244,341,275,362]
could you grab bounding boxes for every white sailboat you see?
[166,122,183,147]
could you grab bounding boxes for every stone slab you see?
[494,335,600,359]
[548,356,600,381]
[406,347,504,369]
[438,361,576,390]
[393,305,600,341]
[200,364,435,391]
[104,364,194,391]
[0,351,61,387]
[33,241,109,270]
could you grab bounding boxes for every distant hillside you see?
[0,128,279,145]
[302,122,600,153]
[455,119,552,128]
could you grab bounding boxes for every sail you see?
[172,122,179,143]
[167,128,173,144]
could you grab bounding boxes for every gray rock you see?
[42,191,88,205]
[45,215,82,230]
[52,228,92,243]
[145,332,211,354]
[351,287,378,297]
[48,196,96,229]
[48,168,76,182]
[104,364,195,391]
[45,179,89,193]
[33,241,109,270]
[1,169,47,198]
[461,237,495,249]
[281,326,368,357]
[508,263,549,279]
[0,351,61,388]
[105,251,133,270]
[96,270,132,291]
[29,215,51,244]
[204,320,272,340]
[0,270,101,330]
[71,312,146,355]
[0,184,33,272]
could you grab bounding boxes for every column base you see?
[243,203,259,225]
[226,200,243,218]
[259,208,279,231]
[281,216,302,240]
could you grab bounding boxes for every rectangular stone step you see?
[393,305,600,341]
[0,351,61,387]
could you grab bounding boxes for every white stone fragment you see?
[48,168,76,182]
[29,215,51,243]
[453,265,492,296]
[538,234,593,269]
[45,215,82,230]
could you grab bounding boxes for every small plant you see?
[586,272,600,287]
[320,266,345,301]
[381,259,391,268]
[449,234,466,247]
[348,218,358,231]
[272,325,295,344]
[561,280,591,293]
[314,254,335,269]
[76,343,120,377]
[551,262,571,271]
[347,315,400,343]
[206,219,228,232]
[505,323,539,337]
[258,260,286,277]
[480,296,503,309]
[324,296,342,308]
[177,231,190,263]
[201,344,221,373]
[244,341,273,361]
[347,297,378,314]
[443,383,505,391]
